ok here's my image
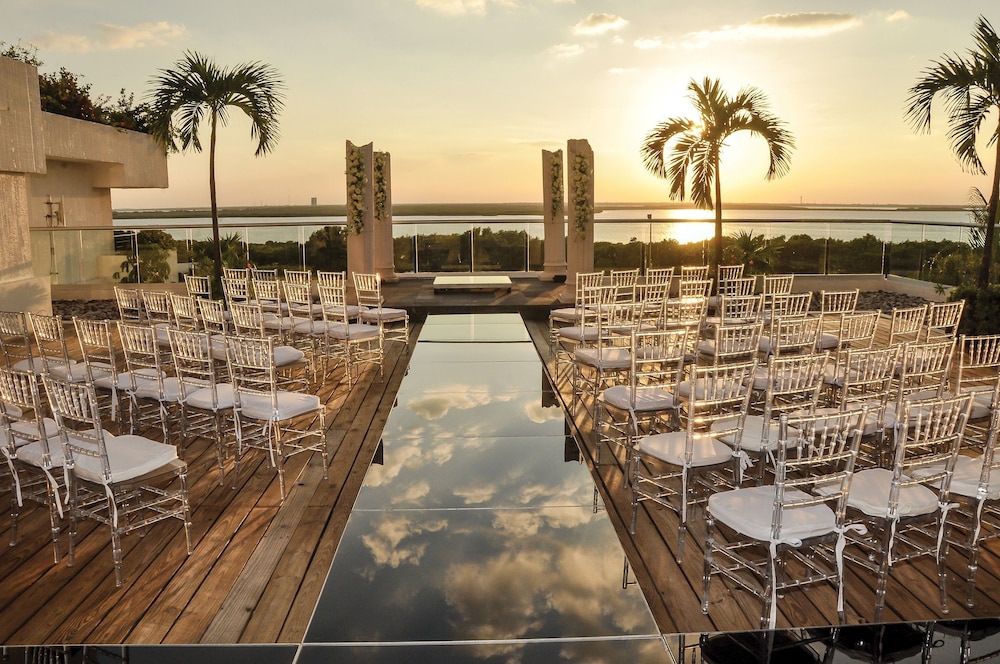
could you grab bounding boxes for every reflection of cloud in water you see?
[492,508,595,537]
[454,482,498,505]
[394,480,430,504]
[443,526,653,648]
[524,401,564,424]
[405,387,492,420]
[361,515,448,571]
[365,440,456,489]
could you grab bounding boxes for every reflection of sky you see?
[305,315,665,661]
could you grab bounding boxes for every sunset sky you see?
[5,1,998,209]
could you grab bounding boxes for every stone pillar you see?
[372,150,397,282]
[539,149,567,282]
[566,138,595,283]
[346,140,375,281]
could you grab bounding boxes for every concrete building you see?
[0,55,167,313]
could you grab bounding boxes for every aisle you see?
[300,313,666,662]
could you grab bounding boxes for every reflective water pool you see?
[302,313,668,662]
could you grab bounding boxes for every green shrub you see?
[950,284,1000,334]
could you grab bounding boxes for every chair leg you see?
[46,487,61,564]
[701,513,715,614]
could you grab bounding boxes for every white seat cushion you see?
[72,433,178,484]
[601,385,678,413]
[712,415,798,453]
[274,345,306,366]
[185,383,236,411]
[238,390,322,421]
[841,467,940,518]
[130,375,183,402]
[912,455,1000,500]
[360,308,407,324]
[575,347,631,370]
[14,438,65,468]
[637,431,733,467]
[557,325,599,343]
[709,486,836,543]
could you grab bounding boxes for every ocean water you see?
[116,206,974,247]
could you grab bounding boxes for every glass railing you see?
[32,216,977,287]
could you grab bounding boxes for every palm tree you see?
[146,51,285,284]
[905,15,1000,288]
[641,77,794,276]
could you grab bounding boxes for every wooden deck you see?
[4,306,1000,645]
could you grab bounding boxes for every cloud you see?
[35,22,188,53]
[634,37,662,50]
[572,12,629,36]
[547,42,586,58]
[884,10,910,22]
[680,12,861,48]
[413,0,518,15]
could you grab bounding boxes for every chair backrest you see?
[834,345,899,416]
[251,278,284,315]
[222,277,252,307]
[891,393,971,508]
[141,291,174,326]
[0,366,56,467]
[229,301,268,338]
[770,409,864,539]
[73,317,121,383]
[42,374,116,482]
[680,265,710,281]
[761,315,822,358]
[955,333,1000,400]
[767,292,812,319]
[317,282,353,326]
[626,327,689,406]
[820,289,860,316]
[706,320,763,365]
[198,298,229,335]
[0,311,35,373]
[678,278,713,299]
[353,272,383,311]
[924,300,965,342]
[316,270,347,289]
[114,286,144,323]
[717,294,763,325]
[170,294,201,331]
[717,264,745,282]
[117,321,172,398]
[250,267,278,282]
[223,267,249,282]
[761,352,828,420]
[718,277,756,298]
[888,304,929,346]
[644,267,674,286]
[27,313,77,378]
[762,274,794,296]
[894,339,955,407]
[183,274,212,300]
[167,328,225,408]
[661,295,707,331]
[610,268,639,288]
[226,334,281,408]
[283,270,312,286]
[682,359,757,458]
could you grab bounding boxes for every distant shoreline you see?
[113,201,969,220]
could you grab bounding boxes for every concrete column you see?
[539,149,567,282]
[346,140,375,281]
[566,138,595,283]
[372,151,397,282]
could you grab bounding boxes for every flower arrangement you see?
[549,151,564,220]
[571,152,592,237]
[373,151,388,223]
[346,144,367,234]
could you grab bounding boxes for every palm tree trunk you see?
[209,112,223,285]
[977,130,1000,289]
[713,154,723,277]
